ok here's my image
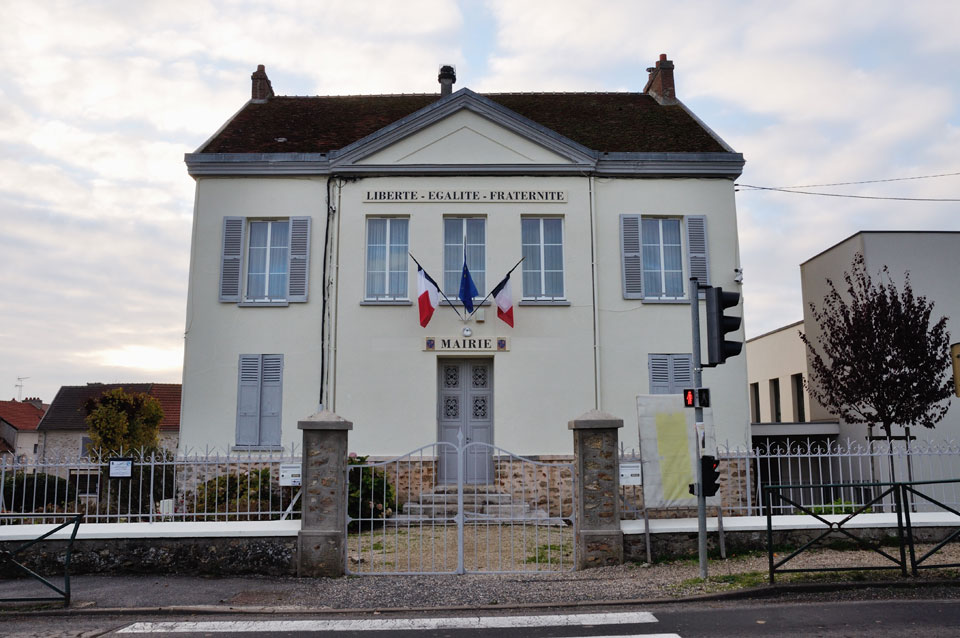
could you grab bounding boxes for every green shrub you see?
[348,455,397,531]
[807,499,872,516]
[1,472,77,512]
[187,467,295,520]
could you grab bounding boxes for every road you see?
[2,599,959,637]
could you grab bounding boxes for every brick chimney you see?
[251,64,274,102]
[438,64,456,96]
[643,53,676,104]
[24,397,44,410]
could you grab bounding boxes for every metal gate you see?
[345,434,575,575]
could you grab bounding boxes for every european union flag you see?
[458,251,479,313]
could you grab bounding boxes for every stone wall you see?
[362,454,575,518]
[0,536,296,577]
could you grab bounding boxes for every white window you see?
[443,218,485,300]
[365,218,409,300]
[521,218,564,299]
[219,217,311,304]
[642,218,683,298]
[620,215,708,300]
[246,220,289,301]
[236,354,283,448]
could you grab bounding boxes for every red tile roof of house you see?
[38,383,181,432]
[199,92,728,155]
[149,383,181,432]
[0,400,45,431]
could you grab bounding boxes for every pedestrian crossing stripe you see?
[118,611,661,633]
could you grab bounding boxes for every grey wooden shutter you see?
[287,217,311,302]
[685,215,709,288]
[259,354,283,446]
[648,354,671,394]
[236,354,261,445]
[220,217,245,302]
[670,354,693,394]
[621,214,643,299]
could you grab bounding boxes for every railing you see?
[620,438,960,519]
[0,512,83,607]
[0,447,302,524]
[346,441,575,575]
[765,478,960,583]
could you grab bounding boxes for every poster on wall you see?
[635,395,718,509]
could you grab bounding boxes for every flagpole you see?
[466,257,524,320]
[409,253,464,320]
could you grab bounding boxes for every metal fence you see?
[346,441,575,575]
[621,438,960,518]
[0,447,302,524]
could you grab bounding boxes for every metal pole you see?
[689,276,708,580]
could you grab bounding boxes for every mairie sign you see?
[425,337,510,352]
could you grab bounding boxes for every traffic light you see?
[698,388,710,408]
[701,455,721,497]
[683,388,711,408]
[704,286,742,366]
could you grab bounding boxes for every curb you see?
[2,578,958,617]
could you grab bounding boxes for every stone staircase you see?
[392,484,549,523]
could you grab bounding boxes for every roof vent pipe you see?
[438,64,456,96]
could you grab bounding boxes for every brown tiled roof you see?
[0,400,45,431]
[149,384,181,432]
[38,383,180,432]
[199,92,727,155]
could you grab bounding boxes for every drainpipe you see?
[330,179,345,412]
[589,176,601,410]
[319,176,335,411]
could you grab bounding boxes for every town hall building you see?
[179,55,750,467]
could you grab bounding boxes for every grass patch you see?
[526,543,571,564]
[671,570,768,594]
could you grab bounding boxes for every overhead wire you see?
[736,170,960,202]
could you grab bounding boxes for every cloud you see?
[3,0,960,403]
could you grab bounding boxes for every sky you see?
[2,0,959,403]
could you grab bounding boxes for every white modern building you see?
[747,231,959,444]
[179,56,750,471]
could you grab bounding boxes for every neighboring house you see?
[0,398,46,462]
[180,54,750,468]
[747,231,959,445]
[746,322,839,443]
[38,383,181,458]
[801,231,959,444]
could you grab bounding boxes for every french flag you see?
[417,265,441,327]
[490,273,514,327]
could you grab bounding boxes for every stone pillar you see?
[297,409,352,577]
[569,409,623,569]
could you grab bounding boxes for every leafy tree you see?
[84,387,163,452]
[800,253,953,441]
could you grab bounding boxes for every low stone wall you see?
[362,454,575,518]
[0,536,296,577]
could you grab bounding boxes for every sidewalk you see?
[2,545,959,614]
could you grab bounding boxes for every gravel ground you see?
[231,543,960,609]
[1,545,958,612]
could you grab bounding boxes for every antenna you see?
[15,376,29,401]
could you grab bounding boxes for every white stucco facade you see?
[179,81,751,457]
[799,231,960,443]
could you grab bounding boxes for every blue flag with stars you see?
[458,250,479,313]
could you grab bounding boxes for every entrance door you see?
[437,359,494,484]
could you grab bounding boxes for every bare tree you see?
[801,253,953,449]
